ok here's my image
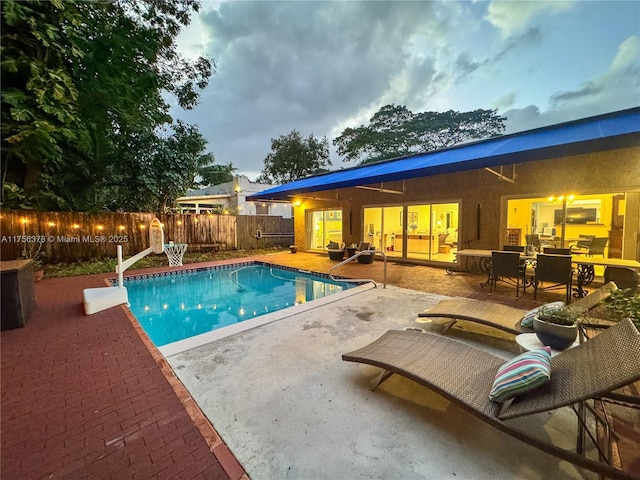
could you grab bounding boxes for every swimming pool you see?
[122,262,361,350]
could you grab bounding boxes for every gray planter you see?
[533,317,578,350]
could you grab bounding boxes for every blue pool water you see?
[124,263,356,346]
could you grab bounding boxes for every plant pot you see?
[289,245,298,254]
[533,317,577,350]
[34,270,44,283]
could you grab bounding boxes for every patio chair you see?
[542,247,571,255]
[604,266,639,296]
[356,242,375,264]
[570,234,595,255]
[342,318,640,480]
[417,281,617,335]
[534,254,573,304]
[586,237,608,257]
[525,234,555,252]
[489,251,525,297]
[502,245,525,252]
[327,241,345,261]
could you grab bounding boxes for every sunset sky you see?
[173,0,640,180]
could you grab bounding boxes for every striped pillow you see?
[489,347,552,403]
[520,301,565,330]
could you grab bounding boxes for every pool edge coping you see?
[118,293,248,480]
[158,281,377,357]
[110,258,377,480]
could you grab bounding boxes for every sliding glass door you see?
[363,202,459,261]
[307,209,343,250]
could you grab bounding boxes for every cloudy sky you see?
[172,0,640,180]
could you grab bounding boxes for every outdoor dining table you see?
[571,256,640,297]
[455,250,640,297]
[452,249,494,274]
[453,249,536,288]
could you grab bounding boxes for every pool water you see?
[124,263,356,347]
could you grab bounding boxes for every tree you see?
[114,121,212,213]
[258,130,332,184]
[1,0,215,211]
[198,162,237,187]
[1,0,87,207]
[334,105,506,164]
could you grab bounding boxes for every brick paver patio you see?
[1,273,244,480]
[2,252,638,478]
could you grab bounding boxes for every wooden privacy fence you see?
[0,211,293,262]
[237,215,295,250]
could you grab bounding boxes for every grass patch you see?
[43,247,289,278]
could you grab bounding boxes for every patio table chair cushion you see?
[489,347,552,402]
[520,301,565,329]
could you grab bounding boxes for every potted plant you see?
[289,245,299,254]
[21,239,46,282]
[32,259,45,282]
[533,304,586,350]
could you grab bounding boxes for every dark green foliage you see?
[605,289,640,330]
[113,121,212,213]
[1,0,216,211]
[536,304,586,326]
[258,130,332,185]
[334,104,506,164]
[198,162,237,187]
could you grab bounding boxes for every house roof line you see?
[247,107,640,202]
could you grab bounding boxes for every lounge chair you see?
[417,281,617,335]
[342,318,640,479]
[327,241,345,261]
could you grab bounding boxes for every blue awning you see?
[247,108,640,202]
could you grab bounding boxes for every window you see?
[507,193,625,258]
[307,210,343,250]
[255,203,269,215]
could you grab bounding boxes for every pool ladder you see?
[329,250,387,289]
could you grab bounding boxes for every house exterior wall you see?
[291,145,640,261]
[178,175,293,218]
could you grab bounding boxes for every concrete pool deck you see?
[2,251,638,479]
[166,284,598,479]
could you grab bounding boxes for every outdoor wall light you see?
[176,220,183,225]
[20,217,28,224]
[547,194,575,204]
[118,225,125,231]
[72,224,80,230]
[96,225,104,231]
[47,221,56,227]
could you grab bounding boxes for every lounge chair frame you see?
[417,281,617,335]
[342,319,640,479]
